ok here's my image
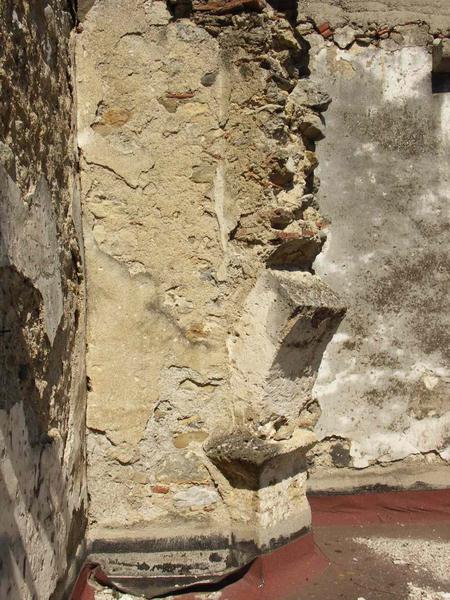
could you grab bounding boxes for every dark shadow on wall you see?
[0,259,86,599]
[76,0,96,21]
[273,306,345,382]
[432,72,450,93]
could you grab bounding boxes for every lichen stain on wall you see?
[301,16,450,489]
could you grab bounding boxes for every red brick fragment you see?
[318,21,330,34]
[276,231,301,241]
[193,0,264,15]
[321,29,333,39]
[166,91,196,99]
[152,485,170,494]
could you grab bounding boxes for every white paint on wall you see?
[311,43,450,471]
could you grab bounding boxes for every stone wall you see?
[77,0,343,591]
[2,0,449,597]
[76,0,449,594]
[298,2,450,491]
[0,2,87,599]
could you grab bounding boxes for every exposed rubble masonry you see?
[2,0,450,598]
[76,0,345,593]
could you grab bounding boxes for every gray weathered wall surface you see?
[297,9,450,490]
[0,2,87,598]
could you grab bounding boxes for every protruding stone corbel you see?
[205,428,316,490]
[204,270,346,552]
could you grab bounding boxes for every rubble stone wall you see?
[77,0,449,592]
[2,0,449,597]
[77,0,343,588]
[0,2,87,598]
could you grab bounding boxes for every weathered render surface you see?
[297,3,450,490]
[0,2,87,599]
[1,0,450,597]
[77,0,343,590]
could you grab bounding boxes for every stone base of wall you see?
[308,460,450,495]
[85,520,310,597]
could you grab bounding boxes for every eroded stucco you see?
[2,0,450,596]
[77,0,343,588]
[298,11,450,489]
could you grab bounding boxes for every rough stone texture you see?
[305,26,450,490]
[0,2,86,599]
[77,0,343,587]
[300,0,450,34]
[2,0,450,595]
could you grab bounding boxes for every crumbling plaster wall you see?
[77,0,450,590]
[299,2,450,491]
[77,0,344,588]
[0,2,87,599]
